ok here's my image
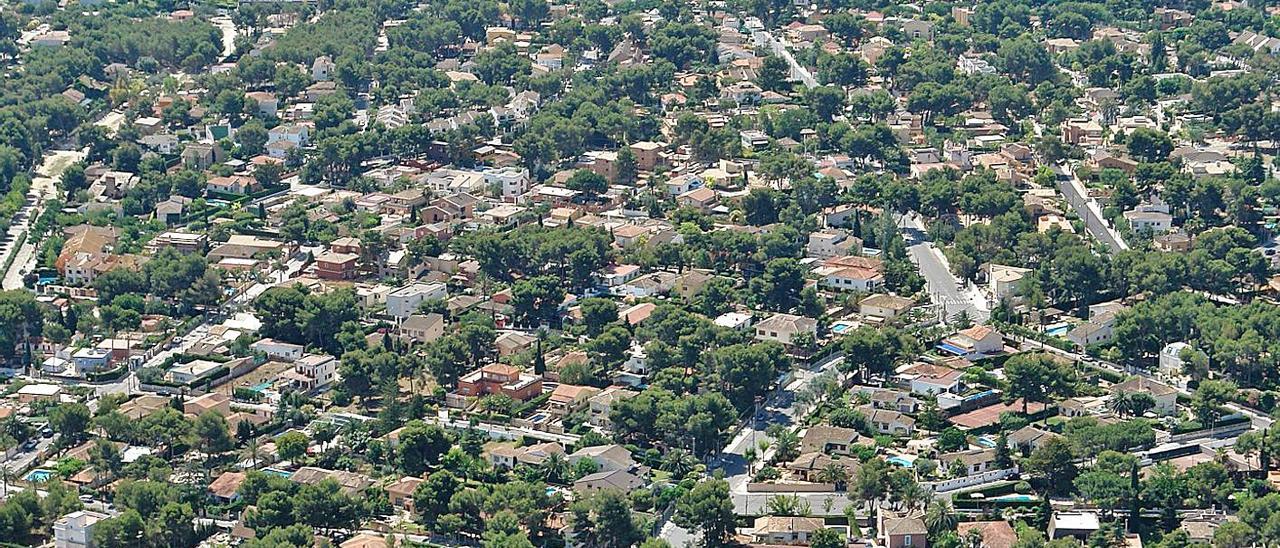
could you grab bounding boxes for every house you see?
[859,405,916,436]
[387,282,449,318]
[71,348,112,376]
[750,516,828,546]
[282,354,338,391]
[677,187,718,212]
[588,386,636,431]
[269,124,310,147]
[495,332,536,357]
[207,175,258,196]
[871,389,920,414]
[252,338,307,363]
[1123,209,1173,234]
[184,393,231,417]
[154,197,189,225]
[807,229,862,259]
[399,313,445,344]
[629,141,665,171]
[1154,231,1192,253]
[18,383,63,403]
[385,476,424,512]
[569,444,637,472]
[181,142,224,170]
[879,512,927,548]
[1049,512,1100,540]
[938,325,1004,358]
[859,294,914,322]
[1110,377,1178,416]
[455,364,542,402]
[1159,341,1194,376]
[957,521,1017,548]
[314,252,359,281]
[722,81,763,104]
[786,451,861,483]
[800,424,865,455]
[483,166,530,201]
[487,442,566,469]
[290,467,374,495]
[938,448,1000,475]
[1008,425,1060,454]
[898,363,963,396]
[754,313,819,346]
[988,264,1031,303]
[601,264,642,287]
[53,510,109,548]
[312,55,335,81]
[548,384,601,418]
[208,471,247,503]
[573,469,645,494]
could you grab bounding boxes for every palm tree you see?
[660,448,697,479]
[0,468,12,498]
[541,452,569,483]
[1108,392,1134,418]
[817,463,850,491]
[924,500,958,538]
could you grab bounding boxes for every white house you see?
[814,264,883,292]
[386,282,448,319]
[483,166,531,201]
[988,264,1031,303]
[54,510,109,548]
[285,354,338,391]
[1110,377,1178,416]
[250,338,306,362]
[1159,341,1194,376]
[72,348,111,376]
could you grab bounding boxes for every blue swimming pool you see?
[831,322,857,334]
[25,469,54,482]
[886,455,914,468]
[262,468,292,478]
[1044,323,1071,337]
[991,494,1038,502]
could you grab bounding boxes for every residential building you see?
[750,516,828,546]
[314,252,359,281]
[282,354,338,391]
[399,313,445,344]
[879,512,927,548]
[1110,377,1178,416]
[54,510,109,548]
[455,364,542,402]
[386,282,448,319]
[754,313,819,346]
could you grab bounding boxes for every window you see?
[904,535,913,547]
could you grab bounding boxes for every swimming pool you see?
[831,321,859,335]
[1044,323,1071,337]
[262,468,293,478]
[25,469,54,482]
[976,436,997,448]
[250,381,273,392]
[886,455,915,468]
[990,494,1038,502]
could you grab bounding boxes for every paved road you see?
[659,354,846,546]
[2,433,57,475]
[1,149,85,290]
[755,31,818,89]
[1053,162,1128,253]
[1019,337,1273,431]
[898,213,990,323]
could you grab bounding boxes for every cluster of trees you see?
[68,11,221,70]
[92,247,222,314]
[254,284,359,354]
[238,472,379,537]
[458,224,613,289]
[0,480,81,543]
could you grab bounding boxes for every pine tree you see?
[533,334,546,375]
